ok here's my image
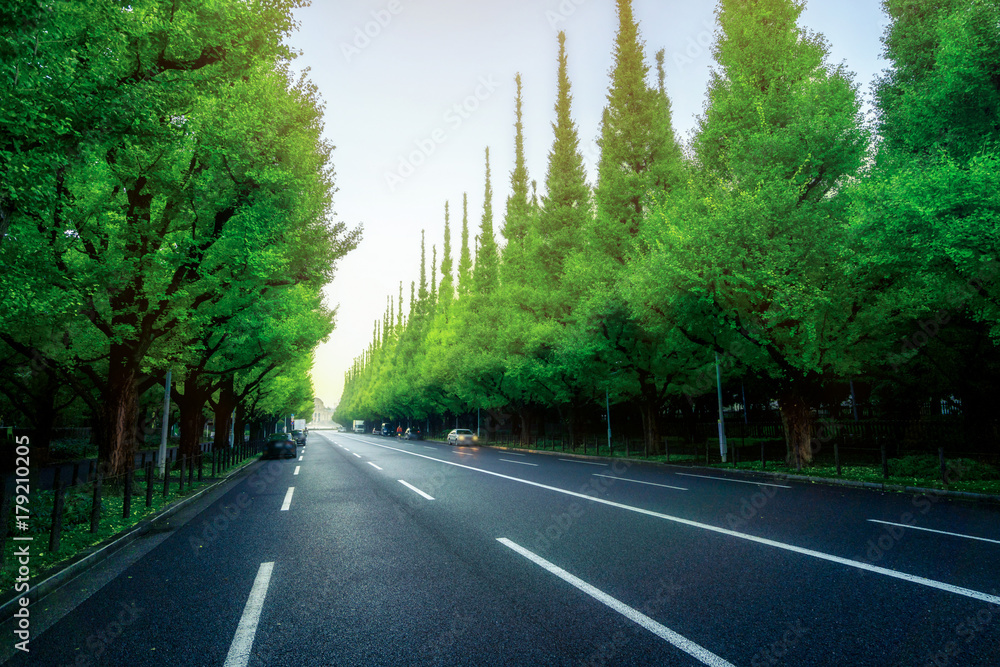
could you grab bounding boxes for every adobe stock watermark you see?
[861,459,971,564]
[341,0,405,63]
[188,460,285,555]
[922,597,997,667]
[62,601,144,667]
[579,575,684,666]
[384,76,502,192]
[886,261,1000,372]
[545,0,588,30]
[671,20,716,73]
[749,620,810,667]
[532,459,634,554]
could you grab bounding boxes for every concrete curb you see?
[482,444,1000,504]
[0,457,260,622]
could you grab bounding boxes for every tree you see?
[0,1,359,475]
[629,0,872,465]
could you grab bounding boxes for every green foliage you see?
[0,0,358,468]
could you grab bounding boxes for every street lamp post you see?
[158,370,171,476]
[715,352,728,463]
[606,388,612,455]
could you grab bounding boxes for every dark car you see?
[404,427,422,440]
[381,423,394,437]
[263,434,296,459]
[291,429,307,445]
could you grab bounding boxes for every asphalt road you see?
[4,431,999,666]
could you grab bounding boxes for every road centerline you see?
[593,474,687,491]
[368,462,384,471]
[499,458,539,467]
[398,480,435,500]
[293,466,300,475]
[867,519,1000,545]
[558,459,608,467]
[280,487,295,511]
[675,472,791,489]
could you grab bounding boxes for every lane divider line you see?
[497,539,735,667]
[593,474,687,491]
[867,519,1000,545]
[558,459,608,467]
[368,462,384,471]
[499,458,539,467]
[359,440,1000,608]
[675,472,791,489]
[223,562,275,667]
[353,453,362,459]
[293,466,300,476]
[398,480,434,500]
[280,487,295,511]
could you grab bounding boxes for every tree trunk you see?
[233,403,246,447]
[175,375,210,460]
[779,391,814,467]
[638,398,662,456]
[212,379,237,453]
[99,344,141,477]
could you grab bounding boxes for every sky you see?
[289,0,891,410]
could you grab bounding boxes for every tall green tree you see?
[629,0,871,465]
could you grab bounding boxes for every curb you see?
[0,457,260,622]
[482,444,1000,504]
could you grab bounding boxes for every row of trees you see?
[337,0,1000,464]
[0,0,359,474]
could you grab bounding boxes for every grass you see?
[0,452,258,596]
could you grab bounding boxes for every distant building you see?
[311,398,335,425]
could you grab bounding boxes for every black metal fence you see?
[0,439,265,567]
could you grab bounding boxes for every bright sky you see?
[291,0,890,410]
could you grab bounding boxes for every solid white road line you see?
[368,462,384,471]
[223,562,275,667]
[360,440,1000,608]
[868,519,1000,545]
[353,453,362,459]
[500,458,539,467]
[497,539,735,667]
[398,480,434,500]
[558,459,608,467]
[593,474,687,491]
[675,472,792,489]
[280,487,295,511]
[293,466,300,475]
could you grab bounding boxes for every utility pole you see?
[715,352,728,463]
[158,370,171,476]
[606,388,612,453]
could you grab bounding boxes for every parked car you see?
[263,434,297,459]
[404,427,422,440]
[381,423,394,437]
[372,427,380,435]
[291,429,307,445]
[447,429,477,445]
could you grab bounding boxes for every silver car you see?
[447,429,478,445]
